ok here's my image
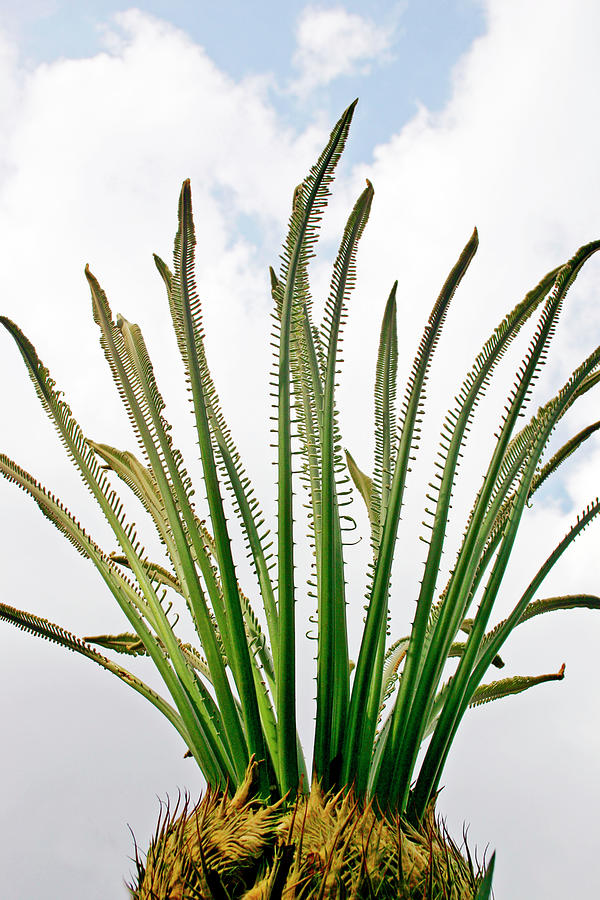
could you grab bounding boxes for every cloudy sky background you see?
[0,1,599,897]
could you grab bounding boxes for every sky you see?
[0,1,599,897]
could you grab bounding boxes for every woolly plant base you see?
[129,764,485,900]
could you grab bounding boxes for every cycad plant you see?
[2,101,600,898]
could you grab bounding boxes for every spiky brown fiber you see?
[129,762,484,900]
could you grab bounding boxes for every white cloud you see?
[290,5,396,96]
[1,3,600,898]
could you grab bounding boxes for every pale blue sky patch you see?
[1,0,486,163]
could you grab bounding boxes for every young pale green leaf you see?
[519,593,600,623]
[86,632,147,656]
[345,449,374,523]
[88,441,172,544]
[480,594,600,658]
[110,553,181,594]
[422,662,564,742]
[448,641,505,669]
[85,630,215,680]
[378,637,410,712]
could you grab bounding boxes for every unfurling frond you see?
[469,665,565,708]
[345,448,374,523]
[0,602,192,748]
[85,631,148,656]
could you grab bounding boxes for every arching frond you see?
[469,665,566,708]
[381,244,600,811]
[86,271,249,782]
[0,602,194,758]
[415,482,600,817]
[0,451,232,782]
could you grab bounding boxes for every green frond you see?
[532,421,600,492]
[314,179,373,785]
[86,631,218,697]
[112,513,280,775]
[0,452,235,782]
[169,180,270,792]
[381,249,592,812]
[192,518,276,689]
[156,254,279,668]
[379,636,410,710]
[88,267,164,462]
[0,602,194,756]
[450,272,599,606]
[212,418,279,666]
[481,495,600,670]
[86,272,250,782]
[415,480,600,816]
[456,416,600,617]
[346,227,479,797]
[4,313,249,786]
[439,243,600,626]
[0,453,151,623]
[481,593,600,657]
[574,367,600,400]
[518,593,600,623]
[271,101,358,794]
[371,282,398,550]
[278,100,357,293]
[198,507,306,784]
